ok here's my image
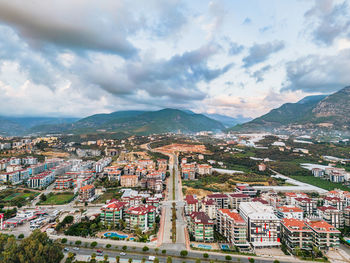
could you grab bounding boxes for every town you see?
[1,132,350,263]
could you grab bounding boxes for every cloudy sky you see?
[0,0,349,118]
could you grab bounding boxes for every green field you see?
[289,175,350,191]
[0,189,39,207]
[92,188,121,204]
[3,193,21,201]
[39,193,75,205]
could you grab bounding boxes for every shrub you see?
[142,246,149,252]
[196,259,201,263]
[106,244,111,248]
[167,256,172,263]
[273,260,280,263]
[61,238,67,244]
[90,241,98,248]
[225,255,232,261]
[162,250,166,254]
[180,250,188,257]
[248,258,255,263]
[203,253,209,259]
[18,234,24,239]
[122,246,127,251]
[75,240,82,245]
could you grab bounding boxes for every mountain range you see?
[231,86,350,132]
[0,109,228,136]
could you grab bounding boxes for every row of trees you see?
[0,230,63,263]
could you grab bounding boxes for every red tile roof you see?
[307,220,341,233]
[282,218,311,232]
[278,206,303,213]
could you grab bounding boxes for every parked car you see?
[120,252,126,256]
[73,247,79,251]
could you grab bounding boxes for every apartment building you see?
[317,206,344,229]
[181,163,196,180]
[294,197,317,216]
[281,218,312,254]
[217,209,249,249]
[201,199,216,219]
[206,193,229,209]
[306,220,341,250]
[235,184,257,197]
[276,206,303,220]
[344,206,350,227]
[229,193,250,210]
[239,202,280,248]
[120,175,139,187]
[28,171,55,189]
[285,192,309,205]
[100,201,128,226]
[184,195,199,215]
[197,164,212,175]
[324,196,345,211]
[79,184,95,202]
[54,175,73,190]
[126,205,156,232]
[188,212,214,242]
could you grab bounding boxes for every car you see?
[97,252,103,256]
[63,247,69,252]
[73,247,79,251]
[96,250,103,253]
[120,252,126,256]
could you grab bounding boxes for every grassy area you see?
[0,189,39,207]
[92,188,122,204]
[39,192,75,205]
[182,171,272,192]
[289,175,350,191]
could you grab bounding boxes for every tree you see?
[40,194,47,202]
[75,240,82,245]
[225,255,232,261]
[196,259,201,263]
[248,258,255,263]
[167,256,172,263]
[67,252,75,260]
[18,234,24,239]
[122,246,127,251]
[106,244,112,248]
[91,241,98,248]
[61,238,67,244]
[15,230,63,263]
[142,246,149,252]
[180,250,188,257]
[203,253,209,258]
[273,260,280,263]
[162,249,167,254]
[155,248,159,254]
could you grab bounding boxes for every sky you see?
[0,0,350,118]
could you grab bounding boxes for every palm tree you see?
[104,254,109,262]
[91,253,96,260]
[128,258,133,263]
[116,256,120,263]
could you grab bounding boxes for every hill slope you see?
[230,94,331,132]
[0,117,78,136]
[29,109,225,135]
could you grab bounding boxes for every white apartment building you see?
[239,202,280,248]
